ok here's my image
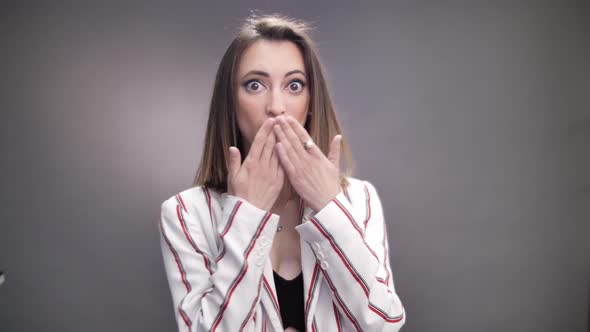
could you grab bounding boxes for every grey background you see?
[0,1,588,331]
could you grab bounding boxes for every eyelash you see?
[243,79,307,93]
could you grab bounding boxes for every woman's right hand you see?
[227,118,284,212]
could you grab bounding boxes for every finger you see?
[275,142,296,176]
[248,118,276,160]
[276,159,284,179]
[277,116,307,157]
[327,135,342,167]
[285,116,322,157]
[260,126,276,166]
[270,136,280,170]
[273,123,301,167]
[228,146,241,179]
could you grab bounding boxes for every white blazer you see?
[159,177,406,332]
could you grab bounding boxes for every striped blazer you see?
[159,177,406,332]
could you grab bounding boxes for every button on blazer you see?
[159,177,406,331]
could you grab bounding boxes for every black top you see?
[273,270,305,331]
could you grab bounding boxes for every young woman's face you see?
[234,39,310,151]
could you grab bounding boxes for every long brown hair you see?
[193,13,354,192]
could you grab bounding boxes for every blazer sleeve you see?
[159,192,280,332]
[295,180,406,331]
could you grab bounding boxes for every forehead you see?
[237,39,306,75]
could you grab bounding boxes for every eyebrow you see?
[240,69,306,80]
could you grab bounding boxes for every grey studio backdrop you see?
[0,2,588,332]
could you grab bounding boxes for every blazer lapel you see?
[301,236,323,331]
[300,204,323,331]
[260,259,284,332]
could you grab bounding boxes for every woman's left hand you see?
[273,115,343,212]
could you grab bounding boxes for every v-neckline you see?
[273,270,303,283]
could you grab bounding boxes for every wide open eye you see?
[287,79,306,93]
[243,79,265,92]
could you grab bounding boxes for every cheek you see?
[286,93,310,124]
[236,92,265,142]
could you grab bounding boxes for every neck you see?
[272,181,303,225]
[276,180,298,207]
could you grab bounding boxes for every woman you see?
[159,14,405,332]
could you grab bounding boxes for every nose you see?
[265,88,286,117]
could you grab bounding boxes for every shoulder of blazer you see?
[160,186,223,257]
[342,176,365,201]
[340,176,376,218]
[162,186,226,215]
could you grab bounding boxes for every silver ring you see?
[303,138,314,150]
